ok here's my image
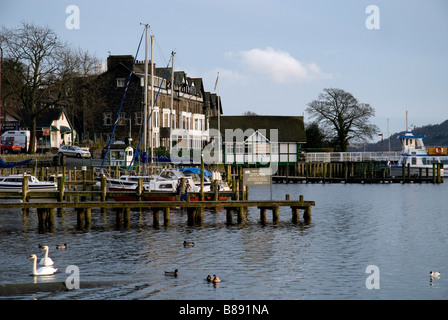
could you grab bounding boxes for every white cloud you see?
[238,47,330,83]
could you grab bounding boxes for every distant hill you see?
[350,120,448,152]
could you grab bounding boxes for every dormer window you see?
[116,78,126,87]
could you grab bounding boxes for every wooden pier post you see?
[163,207,170,225]
[153,209,160,227]
[304,206,311,223]
[57,176,65,202]
[115,208,123,226]
[22,176,28,203]
[187,207,196,225]
[292,207,300,223]
[226,208,233,224]
[237,207,244,223]
[37,208,46,229]
[196,207,204,223]
[85,207,92,226]
[123,207,131,227]
[76,208,84,229]
[272,206,279,223]
[259,207,266,223]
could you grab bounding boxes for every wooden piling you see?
[259,207,266,223]
[153,209,160,227]
[21,175,28,200]
[163,207,170,225]
[226,208,233,224]
[272,206,279,223]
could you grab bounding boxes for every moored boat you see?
[390,130,448,177]
[0,174,58,192]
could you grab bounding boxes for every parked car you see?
[58,145,91,158]
[0,140,22,154]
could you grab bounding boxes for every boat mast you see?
[170,50,175,154]
[150,34,155,174]
[143,24,149,155]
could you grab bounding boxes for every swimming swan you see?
[29,254,58,276]
[39,245,54,266]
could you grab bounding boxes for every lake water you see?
[1,182,447,301]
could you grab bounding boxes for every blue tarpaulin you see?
[179,167,212,177]
[0,157,33,168]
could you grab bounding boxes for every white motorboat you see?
[390,130,448,177]
[0,174,58,192]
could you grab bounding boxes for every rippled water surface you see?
[1,182,447,300]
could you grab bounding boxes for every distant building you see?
[22,108,76,150]
[93,55,221,156]
[210,115,306,166]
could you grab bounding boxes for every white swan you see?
[29,254,57,276]
[39,245,54,266]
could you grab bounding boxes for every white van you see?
[1,130,33,152]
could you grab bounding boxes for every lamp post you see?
[127,118,132,145]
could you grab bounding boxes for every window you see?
[134,112,142,126]
[116,78,126,87]
[103,113,113,126]
[118,112,126,125]
[226,143,234,154]
[235,144,244,154]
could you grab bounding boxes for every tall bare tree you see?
[306,88,379,151]
[0,22,102,153]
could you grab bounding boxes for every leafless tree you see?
[306,88,379,151]
[0,22,102,152]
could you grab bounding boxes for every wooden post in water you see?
[137,178,143,201]
[226,208,233,224]
[101,176,107,202]
[433,163,436,184]
[115,208,123,227]
[57,176,65,202]
[304,206,311,223]
[37,208,46,229]
[200,154,204,201]
[22,176,28,203]
[272,206,279,223]
[76,208,84,229]
[85,207,92,226]
[237,207,244,223]
[259,207,266,223]
[213,180,219,201]
[123,207,131,227]
[292,207,300,223]
[163,207,170,225]
[48,208,55,227]
[153,209,160,227]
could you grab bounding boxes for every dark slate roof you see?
[210,115,306,143]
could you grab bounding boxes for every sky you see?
[1,0,447,141]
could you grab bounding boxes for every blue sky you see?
[1,0,447,140]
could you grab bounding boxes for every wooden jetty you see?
[273,162,444,184]
[0,176,314,230]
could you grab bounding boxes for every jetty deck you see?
[0,176,314,229]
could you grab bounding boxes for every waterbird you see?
[212,275,221,283]
[206,275,212,282]
[29,254,58,276]
[430,271,441,278]
[183,241,194,247]
[39,245,54,266]
[165,269,179,277]
[56,243,67,249]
